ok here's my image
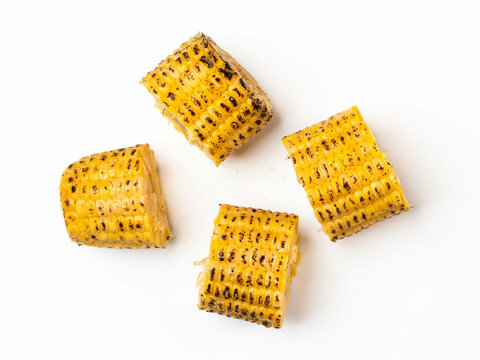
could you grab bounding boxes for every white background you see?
[1,0,479,359]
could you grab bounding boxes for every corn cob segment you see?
[282,106,410,241]
[60,144,172,248]
[196,204,300,328]
[142,33,273,166]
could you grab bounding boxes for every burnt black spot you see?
[228,97,237,107]
[210,268,215,280]
[239,78,247,89]
[223,286,231,299]
[259,255,265,265]
[251,98,261,111]
[167,92,175,101]
[220,103,230,112]
[199,56,213,68]
[219,68,233,80]
[255,120,261,125]
[71,186,76,193]
[233,88,242,97]
[131,149,136,155]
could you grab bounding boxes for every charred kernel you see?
[219,68,233,80]
[199,56,213,68]
[220,103,230,112]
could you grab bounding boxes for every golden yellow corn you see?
[60,144,172,248]
[282,106,409,241]
[141,33,273,166]
[196,204,300,328]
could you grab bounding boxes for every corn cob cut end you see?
[282,106,410,241]
[196,204,300,328]
[60,144,172,248]
[142,33,273,166]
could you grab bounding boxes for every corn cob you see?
[60,144,172,248]
[196,204,300,328]
[282,106,410,241]
[141,33,273,166]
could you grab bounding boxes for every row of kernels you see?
[65,194,151,218]
[66,223,154,244]
[308,171,395,210]
[198,294,283,328]
[203,281,284,310]
[206,263,286,291]
[67,213,153,233]
[321,191,406,236]
[209,243,278,270]
[315,186,399,223]
[212,228,293,252]
[328,199,408,241]
[297,150,387,188]
[65,177,150,200]
[218,212,296,235]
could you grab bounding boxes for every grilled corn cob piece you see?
[196,204,300,328]
[60,144,172,248]
[142,33,273,166]
[282,106,409,241]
